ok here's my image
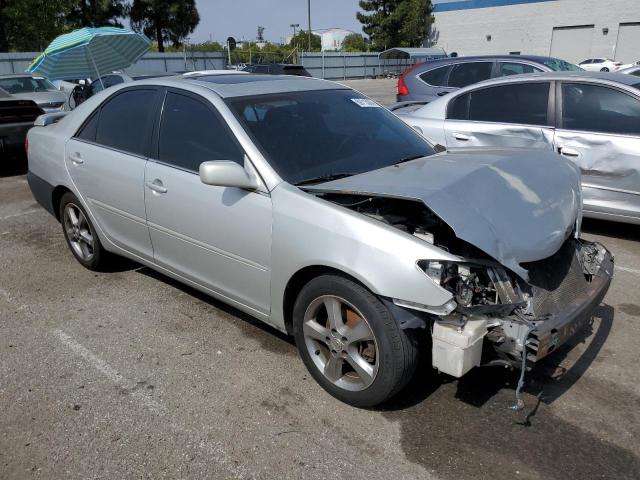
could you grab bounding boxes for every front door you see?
[554,82,640,220]
[444,81,555,150]
[144,89,272,315]
[65,87,160,260]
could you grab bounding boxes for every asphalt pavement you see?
[1,79,639,479]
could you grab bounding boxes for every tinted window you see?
[562,83,640,135]
[227,89,434,185]
[631,70,640,77]
[448,62,493,88]
[419,65,450,86]
[497,62,543,77]
[543,58,582,71]
[76,112,99,142]
[159,92,244,171]
[449,82,550,126]
[95,89,157,156]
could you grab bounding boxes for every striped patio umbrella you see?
[26,27,151,83]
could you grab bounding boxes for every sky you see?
[190,0,364,44]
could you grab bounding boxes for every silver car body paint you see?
[304,149,582,280]
[397,71,640,224]
[11,90,68,112]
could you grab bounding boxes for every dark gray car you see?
[397,55,581,103]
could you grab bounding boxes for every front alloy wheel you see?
[293,274,418,407]
[302,295,378,391]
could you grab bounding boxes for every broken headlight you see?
[418,260,499,308]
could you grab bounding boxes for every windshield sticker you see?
[351,98,380,108]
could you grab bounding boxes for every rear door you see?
[443,81,555,150]
[65,87,161,260]
[554,82,640,220]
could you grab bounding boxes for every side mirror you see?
[199,160,261,190]
[433,144,447,153]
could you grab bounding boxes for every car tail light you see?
[397,76,410,96]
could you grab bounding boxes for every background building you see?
[430,0,640,64]
[314,28,357,51]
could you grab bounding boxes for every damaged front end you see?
[315,192,613,378]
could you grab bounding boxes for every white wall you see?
[432,0,640,63]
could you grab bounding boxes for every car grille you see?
[523,239,589,316]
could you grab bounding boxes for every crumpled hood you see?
[305,148,582,280]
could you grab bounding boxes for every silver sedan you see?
[26,74,612,407]
[395,71,640,225]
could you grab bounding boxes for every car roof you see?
[0,73,40,79]
[182,73,343,98]
[416,54,569,67]
[473,70,640,86]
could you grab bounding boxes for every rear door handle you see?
[454,133,470,141]
[146,179,168,194]
[558,146,580,158]
[69,153,83,165]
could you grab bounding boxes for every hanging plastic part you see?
[510,318,535,412]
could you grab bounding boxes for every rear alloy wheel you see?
[600,67,610,72]
[60,192,108,270]
[293,275,418,407]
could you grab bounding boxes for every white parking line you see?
[52,329,248,478]
[616,266,640,275]
[0,209,41,221]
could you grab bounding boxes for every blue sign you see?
[433,0,557,12]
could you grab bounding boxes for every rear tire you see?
[600,67,610,72]
[59,192,109,271]
[293,274,418,407]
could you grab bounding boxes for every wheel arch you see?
[52,185,72,221]
[282,265,373,336]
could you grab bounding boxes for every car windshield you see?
[544,58,583,71]
[227,89,434,185]
[0,76,57,94]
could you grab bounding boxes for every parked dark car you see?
[396,55,582,103]
[242,64,312,77]
[0,87,43,160]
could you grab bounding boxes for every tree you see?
[1,0,73,51]
[257,26,265,42]
[357,0,432,51]
[289,31,321,51]
[67,1,128,29]
[130,0,200,52]
[342,33,367,52]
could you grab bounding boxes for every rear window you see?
[419,65,450,87]
[544,58,582,71]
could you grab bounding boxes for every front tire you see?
[293,274,418,407]
[59,192,109,270]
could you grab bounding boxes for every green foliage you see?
[357,0,432,51]
[67,1,128,28]
[130,0,200,52]
[288,30,321,52]
[0,0,73,51]
[342,33,367,52]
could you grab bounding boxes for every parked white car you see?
[578,58,622,72]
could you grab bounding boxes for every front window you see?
[0,76,57,94]
[227,89,434,185]
[544,58,582,71]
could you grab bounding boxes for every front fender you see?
[269,183,457,329]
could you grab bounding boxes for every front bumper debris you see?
[527,247,614,361]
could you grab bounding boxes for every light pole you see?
[290,23,299,50]
[307,0,312,51]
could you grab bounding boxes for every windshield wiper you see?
[394,154,425,165]
[295,173,355,186]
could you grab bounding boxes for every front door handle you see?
[558,146,580,158]
[69,153,84,165]
[146,179,168,194]
[454,133,470,141]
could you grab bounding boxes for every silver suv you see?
[397,55,581,103]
